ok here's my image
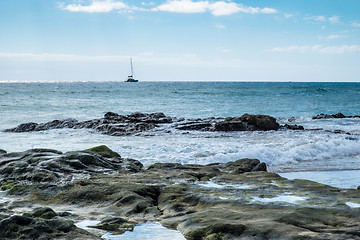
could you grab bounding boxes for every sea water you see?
[1,81,360,188]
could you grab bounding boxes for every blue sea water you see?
[1,81,360,187]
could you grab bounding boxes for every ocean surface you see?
[1,81,360,188]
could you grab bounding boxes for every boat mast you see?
[130,58,134,77]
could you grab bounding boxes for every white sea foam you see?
[1,127,359,174]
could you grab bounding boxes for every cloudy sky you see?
[1,0,360,82]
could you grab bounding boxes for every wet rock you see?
[313,112,347,119]
[3,112,173,136]
[0,212,100,240]
[24,207,57,219]
[2,147,360,240]
[239,114,280,131]
[215,114,279,131]
[223,158,267,173]
[0,149,6,154]
[0,146,142,192]
[89,217,134,233]
[282,124,304,130]
[4,112,287,136]
[84,145,121,158]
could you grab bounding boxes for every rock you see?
[175,122,212,131]
[0,149,6,154]
[239,114,280,131]
[89,217,133,233]
[215,114,279,131]
[84,145,121,158]
[214,118,248,131]
[4,122,39,132]
[282,124,304,130]
[2,147,360,239]
[0,146,142,192]
[313,112,346,119]
[0,213,100,240]
[4,112,285,136]
[24,207,57,219]
[224,158,267,173]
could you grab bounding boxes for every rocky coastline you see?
[4,112,301,136]
[1,145,360,239]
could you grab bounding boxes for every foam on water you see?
[1,126,360,174]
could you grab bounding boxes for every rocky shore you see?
[4,112,302,136]
[1,145,360,239]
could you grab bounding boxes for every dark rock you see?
[215,114,279,131]
[239,114,280,131]
[90,217,132,232]
[282,124,304,130]
[24,207,57,219]
[0,149,6,154]
[215,119,248,131]
[0,146,142,190]
[4,122,38,132]
[313,112,346,119]
[0,212,100,239]
[224,158,267,173]
[4,112,284,136]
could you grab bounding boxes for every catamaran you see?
[125,58,139,82]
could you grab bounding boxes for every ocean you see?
[1,81,360,188]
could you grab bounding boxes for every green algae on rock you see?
[84,145,121,158]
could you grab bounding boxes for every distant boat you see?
[125,58,139,82]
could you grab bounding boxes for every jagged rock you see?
[282,124,304,130]
[84,145,121,158]
[0,146,142,192]
[313,113,344,119]
[89,217,133,233]
[215,114,279,131]
[0,211,100,240]
[2,147,360,239]
[312,112,349,119]
[3,112,288,136]
[224,158,267,173]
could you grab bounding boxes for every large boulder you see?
[0,210,100,240]
[215,114,279,131]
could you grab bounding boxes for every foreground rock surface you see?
[1,146,360,239]
[4,112,295,136]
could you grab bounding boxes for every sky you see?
[0,0,360,82]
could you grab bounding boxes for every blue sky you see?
[0,0,360,82]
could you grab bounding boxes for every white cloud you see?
[327,34,345,40]
[328,15,339,24]
[269,45,360,54]
[304,16,326,22]
[209,2,240,16]
[153,0,277,16]
[352,22,360,27]
[304,15,340,24]
[60,0,128,13]
[154,0,209,13]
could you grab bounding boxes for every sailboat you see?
[125,58,139,82]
